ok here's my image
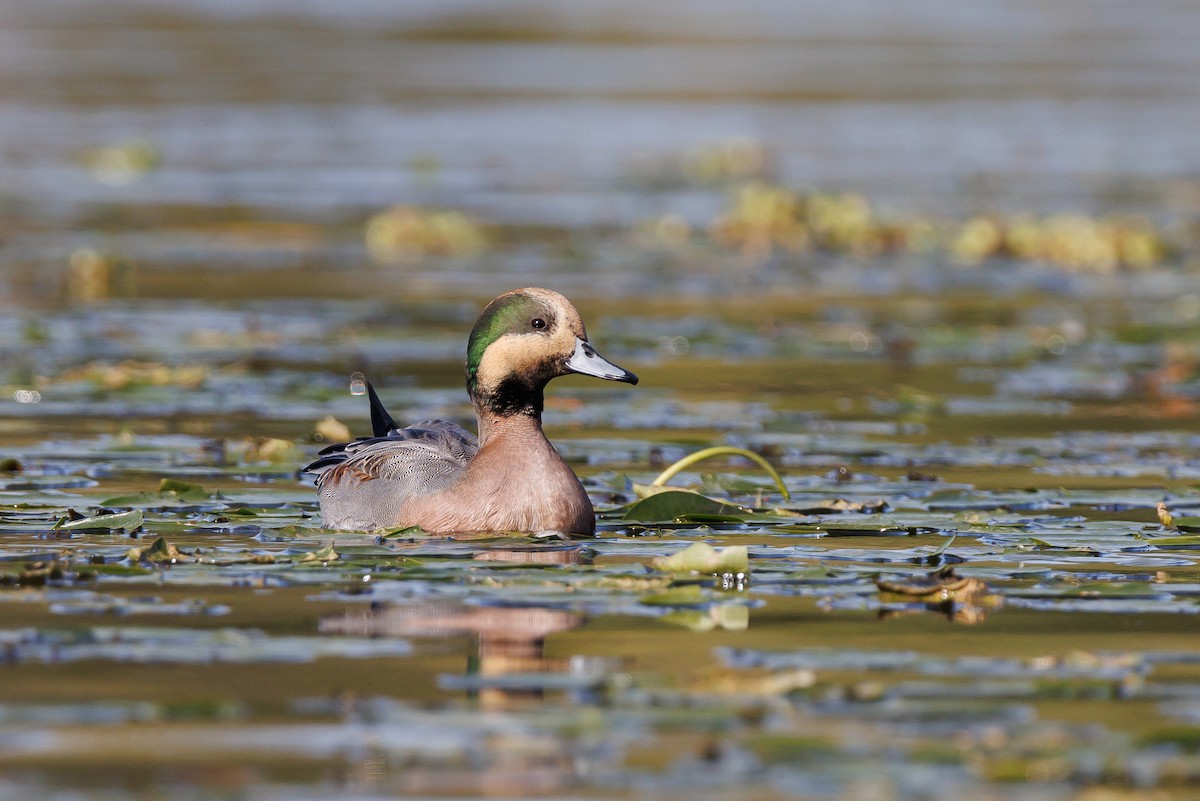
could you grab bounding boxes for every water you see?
[4,1,1200,799]
[4,0,1200,236]
[4,286,1200,798]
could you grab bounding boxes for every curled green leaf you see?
[650,446,789,501]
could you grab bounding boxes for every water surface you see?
[4,2,1200,799]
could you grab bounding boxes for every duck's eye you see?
[531,317,547,331]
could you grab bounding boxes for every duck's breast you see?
[400,432,595,534]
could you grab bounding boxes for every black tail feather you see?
[367,380,397,437]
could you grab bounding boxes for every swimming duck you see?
[305,288,638,534]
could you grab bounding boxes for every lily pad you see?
[623,490,750,523]
[56,509,144,532]
[1138,534,1200,548]
[651,542,749,575]
[101,478,221,508]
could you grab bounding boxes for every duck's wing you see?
[305,419,479,496]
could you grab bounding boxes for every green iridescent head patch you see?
[465,292,549,394]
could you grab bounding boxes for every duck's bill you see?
[566,338,639,384]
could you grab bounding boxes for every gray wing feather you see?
[306,420,479,529]
[347,432,476,495]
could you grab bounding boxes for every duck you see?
[305,288,638,534]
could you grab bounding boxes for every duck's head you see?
[466,287,638,417]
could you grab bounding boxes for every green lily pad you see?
[1137,533,1200,547]
[770,523,828,536]
[381,525,428,538]
[102,478,221,508]
[57,509,144,532]
[623,491,750,523]
[156,479,215,499]
[225,508,260,517]
[674,513,752,524]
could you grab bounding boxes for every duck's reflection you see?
[322,539,585,709]
[320,594,587,794]
[469,543,586,566]
[323,601,581,686]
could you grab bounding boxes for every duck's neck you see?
[475,404,544,447]
[471,379,548,446]
[471,375,545,424]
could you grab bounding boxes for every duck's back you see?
[307,420,479,531]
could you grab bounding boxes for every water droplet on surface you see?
[349,372,367,396]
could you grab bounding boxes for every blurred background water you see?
[3,0,1200,307]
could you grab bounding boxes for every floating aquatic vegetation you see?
[6,6,1200,797]
[102,478,223,507]
[648,445,790,500]
[620,489,754,524]
[651,542,749,576]
[126,536,189,564]
[233,436,299,464]
[706,182,816,260]
[64,248,138,304]
[79,139,161,186]
[0,441,1199,795]
[951,212,1165,271]
[876,564,1001,623]
[641,181,1184,272]
[299,541,340,564]
[364,205,488,264]
[0,625,411,665]
[626,137,771,188]
[314,414,351,443]
[54,359,210,391]
[55,508,143,532]
[4,271,1200,801]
